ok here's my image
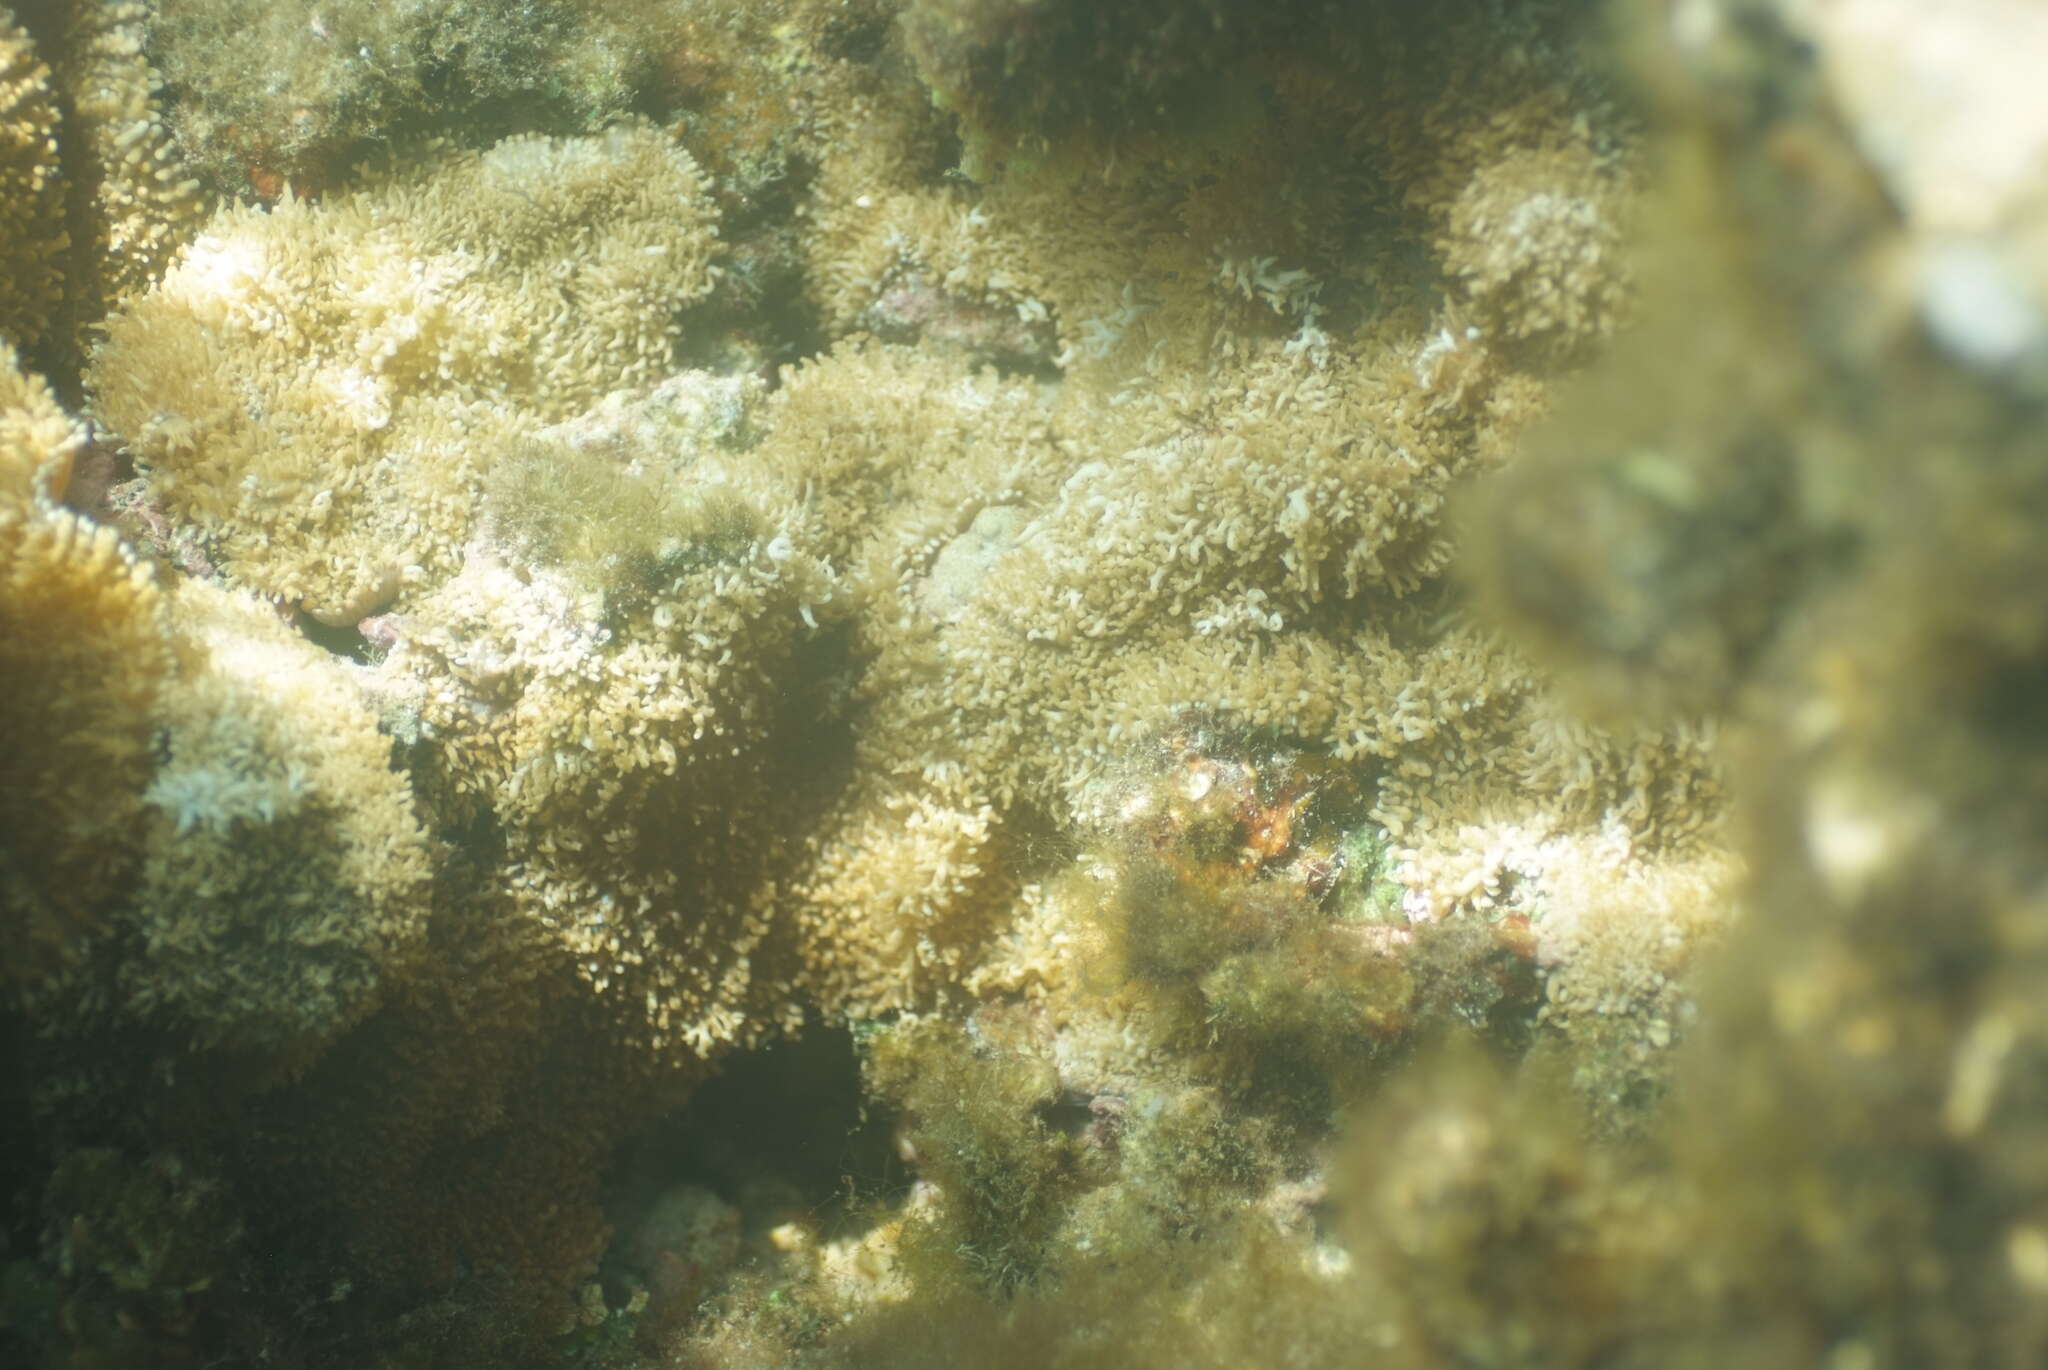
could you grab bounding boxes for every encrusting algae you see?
[3,1,2047,1368]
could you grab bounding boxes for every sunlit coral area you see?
[4,1,2048,1367]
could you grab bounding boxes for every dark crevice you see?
[605,1024,908,1248]
[293,612,377,664]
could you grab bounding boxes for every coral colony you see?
[6,2,2048,1367]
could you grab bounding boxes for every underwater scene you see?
[5,0,2048,1366]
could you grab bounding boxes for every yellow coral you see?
[0,501,165,981]
[3,4,1768,1357]
[91,123,722,623]
[112,578,432,1050]
[747,15,1706,1031]
[385,370,837,1057]
[0,0,206,368]
[0,10,64,352]
[1441,137,1632,345]
[47,0,205,308]
[792,778,1015,1018]
[0,335,77,503]
[0,342,165,980]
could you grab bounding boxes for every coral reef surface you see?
[3,2,2046,1369]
